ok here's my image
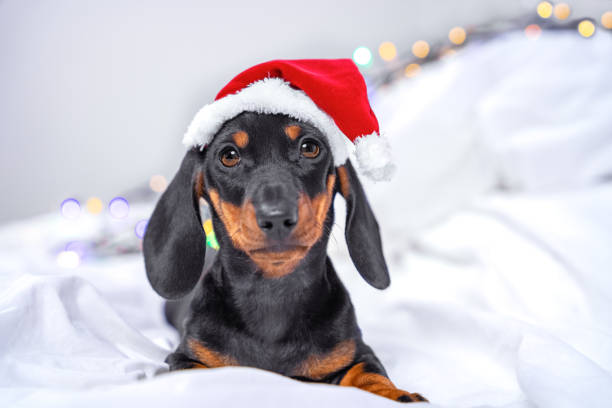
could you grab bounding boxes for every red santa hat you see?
[183,59,395,180]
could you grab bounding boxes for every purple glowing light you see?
[109,197,129,219]
[134,219,148,239]
[65,241,88,258]
[61,198,81,219]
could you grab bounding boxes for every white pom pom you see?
[353,133,396,181]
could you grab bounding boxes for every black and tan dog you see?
[143,112,426,403]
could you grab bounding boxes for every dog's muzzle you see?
[252,181,299,242]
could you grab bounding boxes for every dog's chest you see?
[186,300,355,379]
[183,268,357,379]
[188,331,355,380]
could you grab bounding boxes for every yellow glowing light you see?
[525,24,542,39]
[411,41,430,59]
[448,27,466,45]
[203,219,214,235]
[578,20,595,38]
[404,63,421,78]
[441,48,457,58]
[602,11,612,29]
[554,3,571,20]
[378,41,397,61]
[86,197,103,214]
[149,175,167,193]
[537,1,553,19]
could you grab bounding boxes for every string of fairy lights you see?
[56,171,219,269]
[351,2,612,83]
[56,175,167,268]
[55,2,611,269]
[61,196,134,222]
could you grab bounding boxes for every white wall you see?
[0,0,606,223]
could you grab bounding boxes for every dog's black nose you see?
[252,183,298,241]
[256,204,298,240]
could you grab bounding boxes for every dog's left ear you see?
[336,160,390,289]
[143,149,207,300]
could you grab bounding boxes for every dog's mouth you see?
[248,244,310,270]
[250,244,307,254]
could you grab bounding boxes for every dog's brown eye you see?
[300,140,320,158]
[219,148,240,167]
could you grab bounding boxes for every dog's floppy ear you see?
[337,160,390,289]
[143,149,207,299]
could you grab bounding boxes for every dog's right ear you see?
[143,149,206,300]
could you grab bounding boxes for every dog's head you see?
[143,112,389,299]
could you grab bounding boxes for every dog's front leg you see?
[166,337,238,371]
[337,357,427,403]
[165,351,208,370]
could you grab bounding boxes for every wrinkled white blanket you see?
[2,185,612,408]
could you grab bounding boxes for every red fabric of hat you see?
[215,59,379,145]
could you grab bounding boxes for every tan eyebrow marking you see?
[232,131,249,148]
[284,125,301,141]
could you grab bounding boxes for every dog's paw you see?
[367,388,428,403]
[165,351,207,371]
[395,391,428,403]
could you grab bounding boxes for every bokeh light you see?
[109,197,129,219]
[60,198,81,219]
[57,250,80,268]
[411,40,430,59]
[537,1,553,19]
[525,24,542,39]
[378,41,397,61]
[135,219,148,239]
[65,241,88,258]
[440,47,457,58]
[404,63,421,78]
[553,3,571,20]
[352,46,373,67]
[149,175,167,193]
[86,197,103,214]
[578,20,595,38]
[448,27,466,45]
[203,219,220,250]
[602,11,612,29]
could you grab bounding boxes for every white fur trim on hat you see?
[353,132,396,181]
[183,77,393,180]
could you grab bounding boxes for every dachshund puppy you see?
[143,112,426,403]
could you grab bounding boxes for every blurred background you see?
[1,0,610,224]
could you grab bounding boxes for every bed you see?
[1,30,611,407]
